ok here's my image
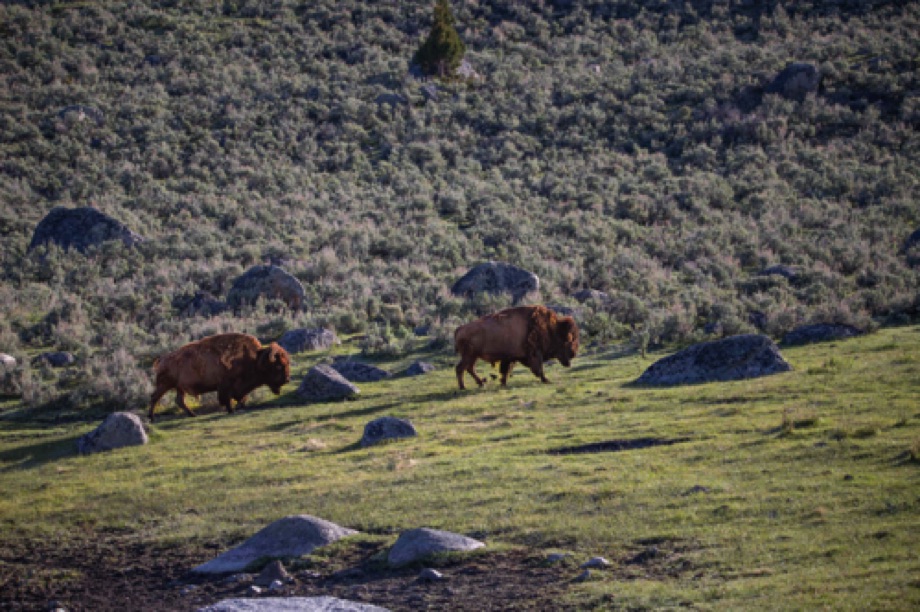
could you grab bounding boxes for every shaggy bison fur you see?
[454,305,579,389]
[149,333,290,419]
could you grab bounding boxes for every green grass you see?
[1,326,919,609]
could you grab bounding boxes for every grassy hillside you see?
[0,0,918,411]
[1,327,919,609]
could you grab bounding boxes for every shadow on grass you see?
[0,434,80,471]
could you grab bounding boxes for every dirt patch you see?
[0,535,571,611]
[548,437,693,455]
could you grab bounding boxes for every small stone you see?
[546,553,570,564]
[268,580,284,591]
[295,365,360,403]
[180,586,198,596]
[418,568,444,582]
[247,585,262,596]
[581,556,610,569]
[360,416,418,448]
[404,361,435,377]
[77,412,148,455]
[843,474,854,481]
[683,485,711,496]
[574,569,591,582]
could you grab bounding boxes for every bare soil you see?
[0,535,574,611]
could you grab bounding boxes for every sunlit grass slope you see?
[1,326,918,609]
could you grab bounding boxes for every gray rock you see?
[77,412,147,455]
[193,515,358,574]
[246,586,262,597]
[58,104,105,126]
[782,324,864,346]
[29,207,144,254]
[199,597,389,612]
[766,62,822,101]
[546,553,570,564]
[254,560,290,587]
[758,265,798,281]
[331,360,392,383]
[278,329,337,354]
[34,352,75,368]
[0,354,15,370]
[404,361,435,377]
[360,417,417,448]
[574,570,592,582]
[388,528,485,568]
[268,580,284,591]
[296,365,360,403]
[634,334,792,386]
[581,557,610,569]
[573,289,610,304]
[227,265,305,311]
[418,568,444,582]
[451,262,539,305]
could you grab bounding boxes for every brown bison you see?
[454,305,579,389]
[149,333,290,419]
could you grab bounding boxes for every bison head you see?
[258,343,291,394]
[556,317,579,367]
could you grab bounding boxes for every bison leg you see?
[218,388,234,414]
[499,360,515,386]
[236,394,249,410]
[456,354,485,389]
[174,389,197,417]
[149,383,171,420]
[526,353,550,384]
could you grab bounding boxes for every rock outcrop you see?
[330,360,392,383]
[634,334,792,386]
[388,528,485,568]
[450,262,539,304]
[766,62,822,101]
[29,207,144,253]
[782,324,864,346]
[77,412,148,455]
[199,597,389,612]
[361,417,417,448]
[296,365,359,402]
[192,515,357,574]
[227,265,305,311]
[278,329,337,354]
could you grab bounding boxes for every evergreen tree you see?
[413,0,466,79]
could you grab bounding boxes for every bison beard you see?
[454,306,579,390]
[149,333,291,419]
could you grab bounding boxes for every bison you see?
[454,305,579,389]
[149,333,290,419]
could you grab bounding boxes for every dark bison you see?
[454,305,579,389]
[149,333,290,419]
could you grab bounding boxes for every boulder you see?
[634,334,792,386]
[758,265,798,281]
[77,412,148,455]
[361,417,417,448]
[278,328,337,354]
[330,359,392,383]
[573,289,610,304]
[782,324,864,346]
[296,365,360,402]
[192,515,358,574]
[765,62,822,101]
[198,597,388,612]
[404,361,435,377]
[34,352,75,368]
[0,353,15,370]
[227,265,305,311]
[28,207,144,254]
[450,262,539,304]
[387,528,485,568]
[58,105,105,126]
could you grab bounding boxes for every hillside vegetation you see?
[0,0,918,410]
[1,327,919,609]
